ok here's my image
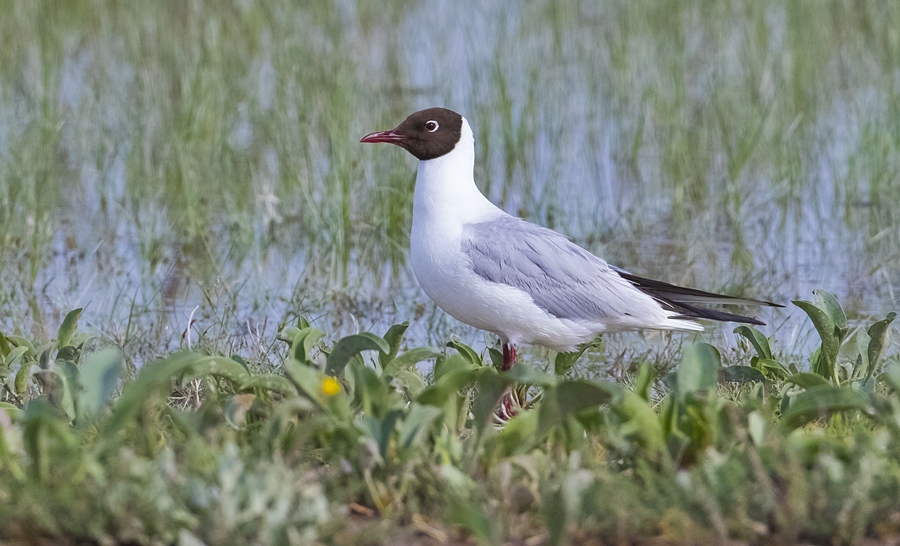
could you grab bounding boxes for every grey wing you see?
[461,216,651,322]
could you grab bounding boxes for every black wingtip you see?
[615,270,780,325]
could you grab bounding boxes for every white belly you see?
[409,222,597,352]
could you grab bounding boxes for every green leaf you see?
[325,333,390,376]
[505,364,558,386]
[77,348,123,421]
[56,361,79,420]
[883,362,900,393]
[417,358,480,407]
[182,355,252,386]
[720,365,766,384]
[733,325,773,360]
[283,358,321,400]
[0,401,22,420]
[0,332,10,358]
[633,362,655,401]
[105,352,202,433]
[550,337,602,375]
[379,322,409,368]
[497,407,539,455]
[537,380,615,437]
[434,353,476,382]
[866,312,896,378]
[5,346,30,368]
[471,369,511,433]
[241,374,297,397]
[793,299,839,380]
[446,340,483,367]
[785,372,830,389]
[382,348,442,376]
[291,327,326,366]
[56,308,83,349]
[396,403,442,451]
[676,343,720,401]
[610,390,666,456]
[781,386,873,430]
[814,289,847,331]
[14,362,30,395]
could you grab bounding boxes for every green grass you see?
[0,0,900,543]
[0,296,898,544]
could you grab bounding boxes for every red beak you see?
[360,130,407,144]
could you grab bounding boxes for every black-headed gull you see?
[362,107,780,376]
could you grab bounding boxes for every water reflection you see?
[0,1,897,365]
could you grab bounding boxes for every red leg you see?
[502,343,517,372]
[498,343,518,420]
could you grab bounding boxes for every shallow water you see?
[0,1,897,364]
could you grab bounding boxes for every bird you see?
[361,107,781,408]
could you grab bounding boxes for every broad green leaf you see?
[814,289,847,331]
[0,332,9,358]
[793,299,839,380]
[633,362,655,401]
[7,336,36,358]
[505,365,558,386]
[276,325,301,343]
[183,355,251,385]
[883,362,900,393]
[5,346,29,367]
[283,358,321,399]
[0,401,22,420]
[611,390,666,456]
[291,327,326,366]
[77,348,123,420]
[434,353,476,382]
[471,369,511,433]
[14,362,30,395]
[325,333,390,376]
[389,369,427,398]
[748,410,766,446]
[551,337,602,375]
[396,403,441,451]
[756,358,790,379]
[379,322,409,368]
[56,308,83,349]
[105,352,203,433]
[866,312,896,378]
[497,407,539,455]
[537,380,615,437]
[487,347,503,369]
[56,361,79,420]
[720,365,766,384]
[241,374,297,397]
[785,372,830,389]
[418,359,480,407]
[349,362,392,418]
[382,348,442,376]
[733,325,773,360]
[446,340,483,367]
[781,386,873,430]
[676,343,720,401]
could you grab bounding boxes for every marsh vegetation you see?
[1,0,899,543]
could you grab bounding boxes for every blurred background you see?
[0,0,897,365]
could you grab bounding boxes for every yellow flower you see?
[321,376,341,396]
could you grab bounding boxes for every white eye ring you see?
[425,120,439,132]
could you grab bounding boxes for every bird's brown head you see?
[361,107,463,161]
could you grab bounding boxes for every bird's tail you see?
[613,268,783,326]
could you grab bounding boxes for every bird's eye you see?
[425,120,439,132]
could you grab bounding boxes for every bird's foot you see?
[493,388,520,423]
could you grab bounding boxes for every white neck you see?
[412,118,502,232]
